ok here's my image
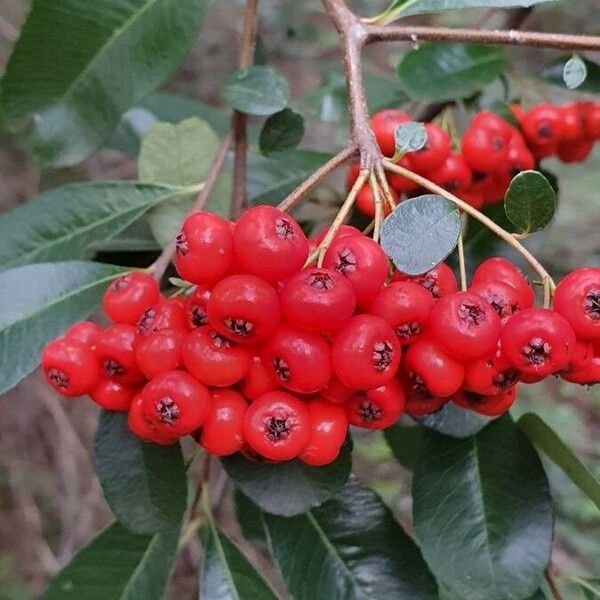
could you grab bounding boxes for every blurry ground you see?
[1,1,599,598]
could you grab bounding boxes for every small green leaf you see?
[221,438,352,516]
[40,522,179,600]
[518,413,600,512]
[418,402,494,438]
[413,415,553,600]
[95,412,187,535]
[504,170,557,234]
[383,422,425,469]
[542,55,600,94]
[259,109,305,155]
[223,66,290,116]
[563,55,588,89]
[397,43,505,103]
[0,261,125,395]
[395,121,427,154]
[380,194,460,276]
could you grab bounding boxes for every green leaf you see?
[563,55,588,90]
[504,170,557,234]
[259,109,305,155]
[40,522,179,600]
[95,411,187,535]
[542,56,600,94]
[223,66,290,116]
[395,121,427,154]
[577,578,600,599]
[380,194,461,276]
[413,415,553,600]
[397,43,505,103]
[418,402,493,438]
[378,0,557,22]
[518,413,600,513]
[0,182,185,269]
[263,475,439,599]
[0,261,125,395]
[234,489,267,544]
[1,0,210,167]
[490,100,520,128]
[383,422,425,470]
[221,438,352,516]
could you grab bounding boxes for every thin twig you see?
[545,566,565,600]
[457,228,467,291]
[368,171,384,242]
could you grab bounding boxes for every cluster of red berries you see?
[349,101,600,216]
[41,205,600,465]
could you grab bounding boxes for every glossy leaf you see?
[40,522,179,600]
[518,413,600,512]
[221,439,352,516]
[223,66,290,116]
[259,109,305,155]
[0,182,184,269]
[542,55,600,94]
[562,55,588,89]
[234,489,267,544]
[395,121,427,154]
[263,475,438,599]
[504,170,557,234]
[413,415,553,600]
[380,194,461,276]
[397,43,505,103]
[95,411,187,535]
[2,0,210,167]
[0,262,125,395]
[418,402,493,438]
[383,422,425,470]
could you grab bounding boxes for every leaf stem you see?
[457,224,467,292]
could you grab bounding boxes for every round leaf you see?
[541,55,600,94]
[95,411,187,535]
[223,66,290,116]
[417,402,494,438]
[413,415,553,600]
[563,55,588,90]
[380,194,460,275]
[397,43,505,103]
[259,108,305,155]
[395,121,427,154]
[221,438,352,516]
[504,170,557,234]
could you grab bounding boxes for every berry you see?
[581,101,600,139]
[371,109,412,157]
[387,154,420,193]
[506,134,535,178]
[299,399,348,466]
[462,124,509,174]
[137,298,187,336]
[64,321,102,346]
[392,263,457,299]
[41,338,100,397]
[470,280,521,321]
[243,391,311,461]
[314,224,361,245]
[90,379,137,411]
[199,389,247,456]
[320,375,355,404]
[332,315,401,390]
[135,328,185,379]
[427,154,472,195]
[557,139,594,163]
[472,257,535,308]
[281,267,356,333]
[103,272,160,325]
[207,274,281,344]
[558,103,585,142]
[346,379,405,429]
[233,206,309,282]
[409,123,451,173]
[242,355,280,401]
[400,373,446,417]
[185,286,212,329]
[94,324,144,384]
[464,352,520,396]
[128,393,178,445]
[452,387,517,417]
[355,183,397,217]
[522,104,563,146]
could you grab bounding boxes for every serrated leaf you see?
[95,411,187,535]
[223,66,290,116]
[504,170,557,234]
[383,422,425,469]
[397,43,505,103]
[0,261,125,395]
[381,194,461,276]
[0,182,185,269]
[395,121,427,154]
[542,55,600,94]
[259,109,305,155]
[418,402,494,438]
[221,439,352,516]
[563,55,588,89]
[413,415,553,600]
[518,413,600,512]
[1,0,210,167]
[263,475,438,599]
[40,522,179,600]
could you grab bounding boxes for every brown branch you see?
[545,566,564,600]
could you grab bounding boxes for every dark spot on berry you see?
[472,171,488,183]
[356,397,382,423]
[538,123,552,139]
[137,308,156,334]
[308,272,334,290]
[275,218,295,240]
[510,165,522,178]
[156,397,179,424]
[104,359,125,377]
[458,302,487,327]
[481,292,515,320]
[334,248,357,275]
[265,416,294,441]
[491,136,504,152]
[273,357,290,382]
[585,289,600,320]
[48,368,69,389]
[109,275,130,293]
[396,321,421,339]
[493,369,520,390]
[224,317,254,337]
[372,341,394,371]
[522,337,551,365]
[444,180,460,193]
[464,391,486,405]
[190,305,208,327]
[210,331,232,348]
[176,231,188,255]
[416,274,441,298]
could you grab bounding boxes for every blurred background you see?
[0,1,599,598]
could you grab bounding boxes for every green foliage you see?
[259,109,305,155]
[40,523,180,600]
[413,416,553,600]
[383,422,425,470]
[0,261,125,395]
[418,402,493,438]
[562,55,588,90]
[234,489,267,544]
[95,412,187,535]
[394,122,428,154]
[542,55,600,94]
[1,0,210,167]
[397,43,505,103]
[380,194,461,276]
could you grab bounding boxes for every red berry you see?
[182,327,251,386]
[64,321,102,346]
[472,257,535,308]
[346,162,361,191]
[557,139,594,163]
[580,101,600,139]
[90,378,137,411]
[242,355,280,401]
[299,399,348,465]
[314,224,361,245]
[371,109,412,157]
[281,268,356,333]
[553,267,600,339]
[207,274,280,344]
[185,286,212,329]
[464,351,520,396]
[262,323,332,394]
[320,375,355,404]
[501,308,576,377]
[387,154,420,193]
[128,393,178,445]
[332,315,401,390]
[355,183,396,217]
[506,134,535,178]
[462,125,509,174]
[199,389,247,456]
[243,391,311,461]
[528,140,557,161]
[409,123,451,173]
[452,387,517,416]
[41,338,100,397]
[142,370,210,437]
[392,263,457,299]
[400,373,446,417]
[558,103,585,142]
[522,104,563,146]
[94,324,144,384]
[470,280,521,322]
[233,206,309,282]
[560,355,600,385]
[174,211,233,284]
[471,111,514,140]
[560,340,594,382]
[137,298,187,336]
[135,328,185,379]
[103,272,160,325]
[427,154,472,195]
[345,379,405,429]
